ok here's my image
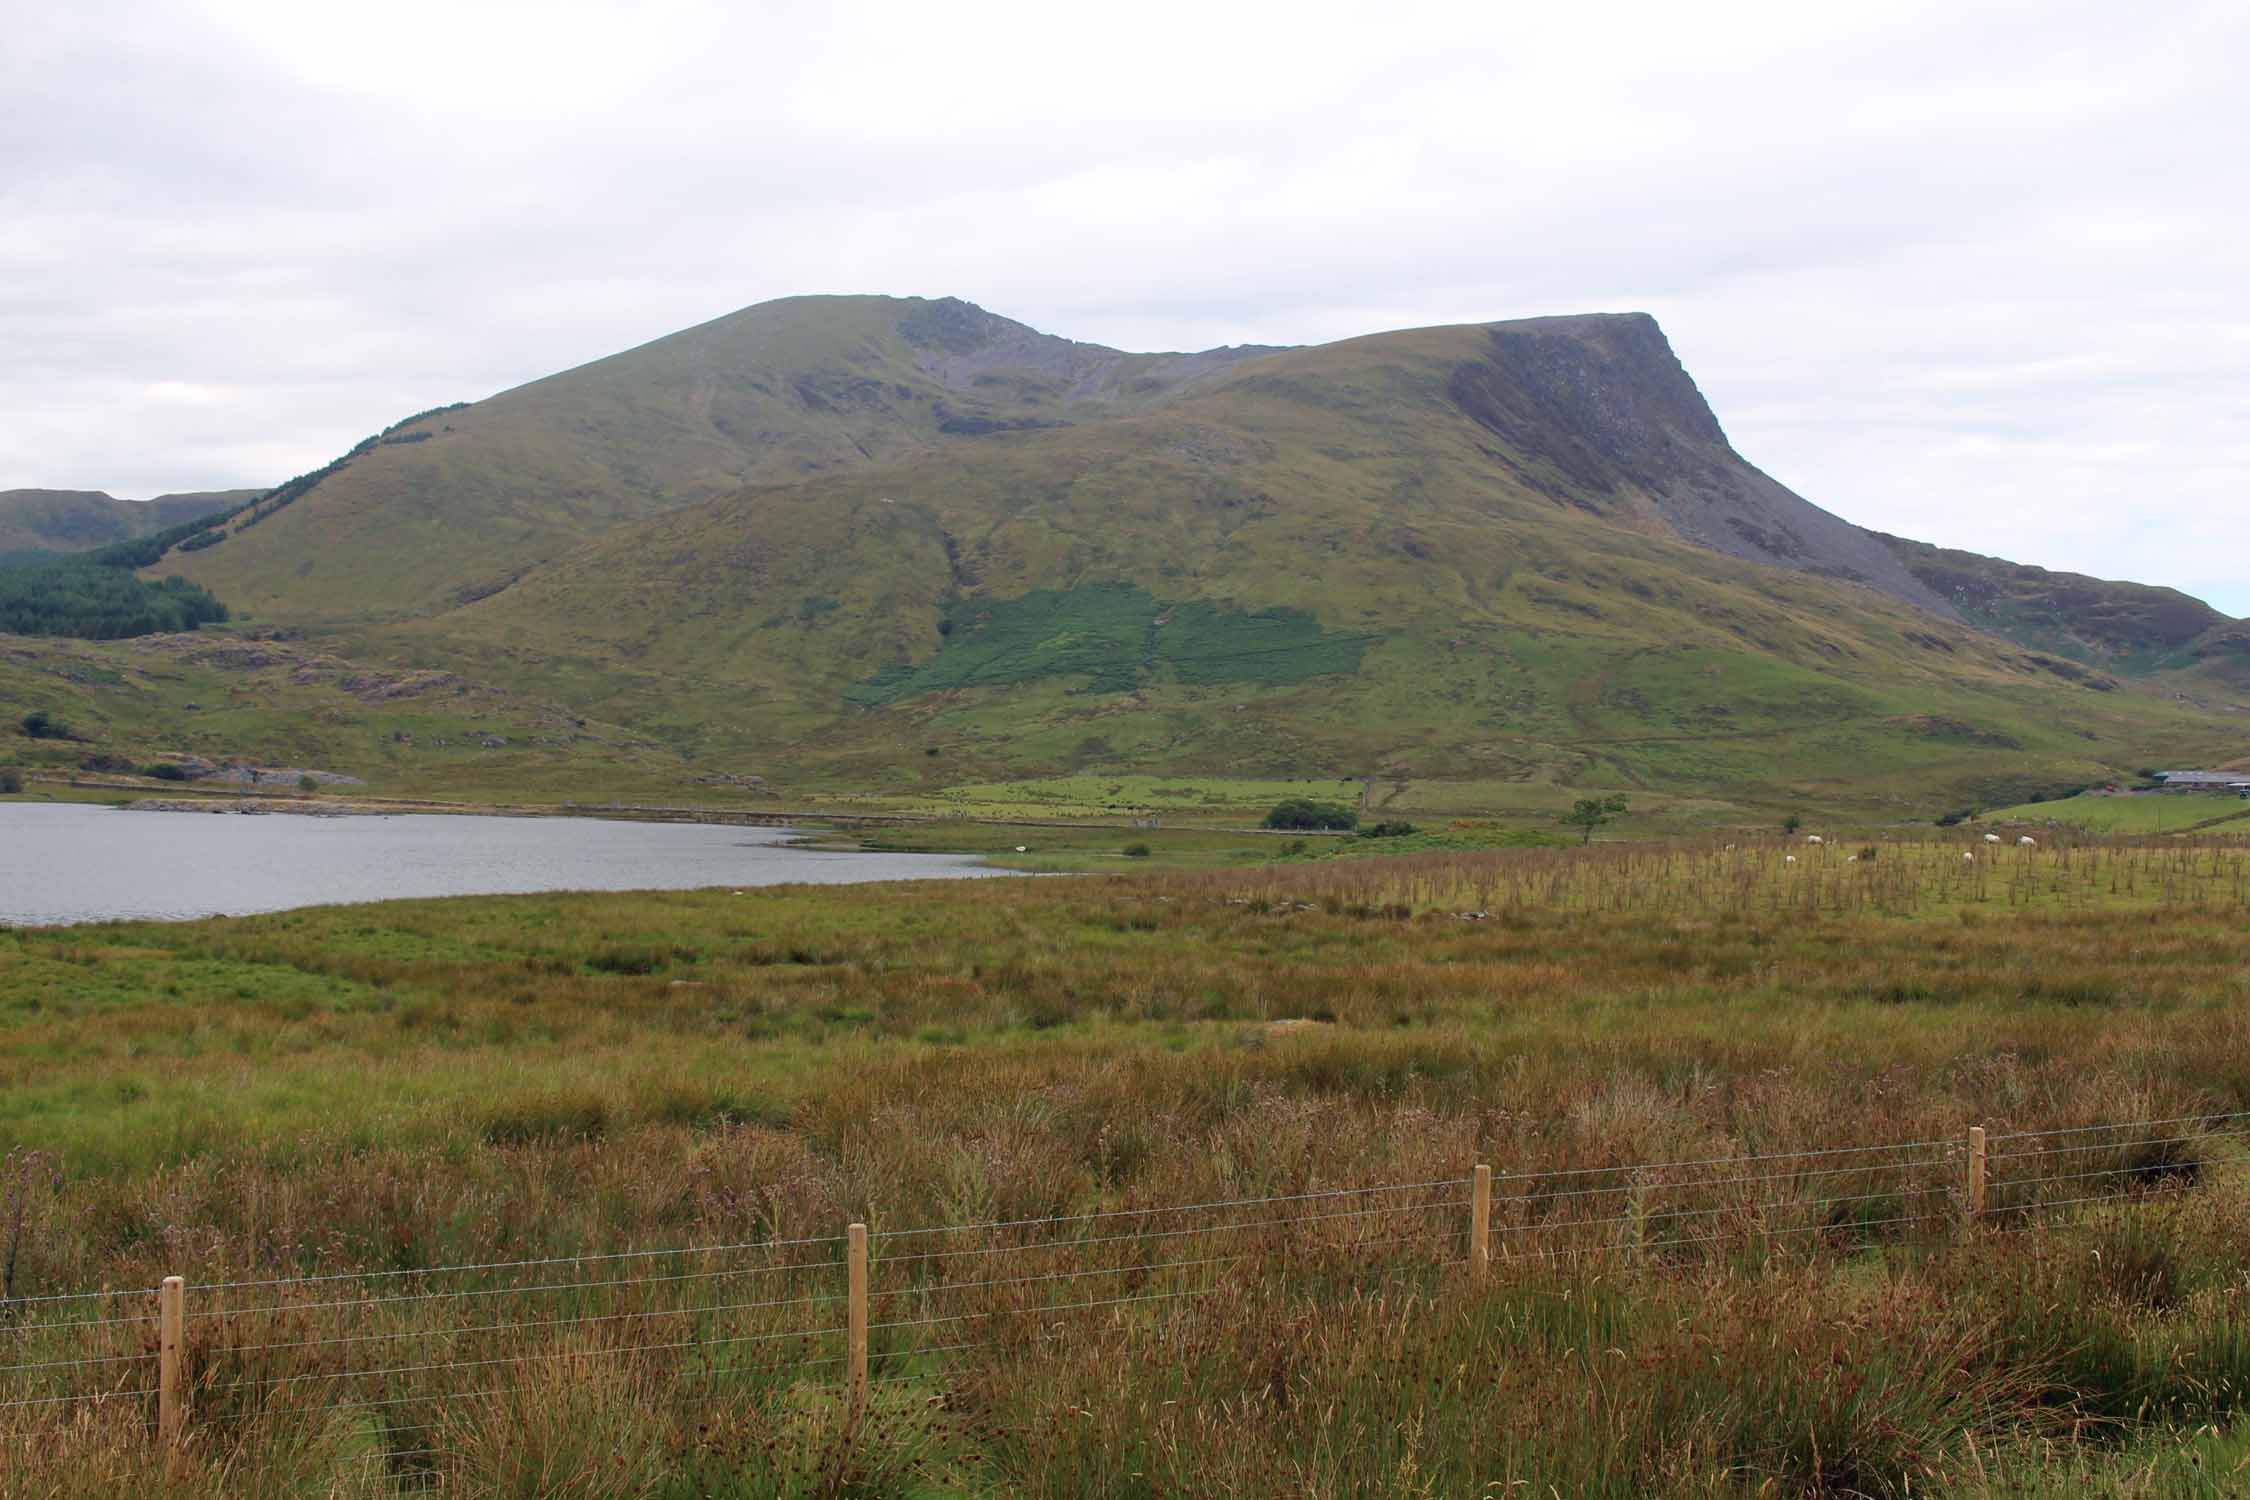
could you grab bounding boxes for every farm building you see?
[2156,770,2250,792]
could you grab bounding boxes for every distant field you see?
[5,838,2250,1494]
[1989,790,2250,833]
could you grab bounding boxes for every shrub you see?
[19,711,71,741]
[1358,821,1417,839]
[1263,799,1358,831]
[143,763,191,782]
[1122,843,1152,858]
[0,768,21,795]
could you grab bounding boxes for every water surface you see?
[0,803,1003,926]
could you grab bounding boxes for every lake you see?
[0,802,1006,926]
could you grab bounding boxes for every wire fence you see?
[3,1110,2243,1477]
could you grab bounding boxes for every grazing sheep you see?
[1964,852,1976,862]
[1983,833,2003,844]
[1785,855,1798,864]
[1806,835,1824,845]
[2018,835,2037,847]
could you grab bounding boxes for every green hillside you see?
[160,297,1280,621]
[0,630,693,802]
[362,309,2237,817]
[0,487,257,556]
[0,295,2232,822]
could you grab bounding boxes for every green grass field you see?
[4,837,2250,1494]
[1988,791,2250,834]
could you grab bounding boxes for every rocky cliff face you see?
[1451,314,1960,619]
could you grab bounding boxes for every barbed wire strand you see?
[867,1177,1472,1244]
[190,1231,848,1296]
[195,1254,841,1322]
[198,1324,845,1398]
[192,1286,849,1359]
[0,1385,157,1411]
[867,1285,1220,1336]
[1510,1153,1954,1204]
[1988,1111,2250,1144]
[876,1196,1468,1269]
[1987,1129,2248,1162]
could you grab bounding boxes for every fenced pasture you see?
[6,1112,2247,1496]
[2,834,2249,1494]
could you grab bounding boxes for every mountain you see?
[1868,533,2249,692]
[163,296,1282,620]
[14,293,2230,820]
[0,488,258,560]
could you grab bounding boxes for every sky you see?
[6,0,2246,613]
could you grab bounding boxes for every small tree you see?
[1563,795,1629,845]
[298,773,320,795]
[18,711,68,741]
[0,768,21,795]
[1781,813,1804,836]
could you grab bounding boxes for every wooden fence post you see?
[846,1223,868,1411]
[1966,1126,1987,1226]
[1470,1165,1492,1278]
[158,1275,185,1453]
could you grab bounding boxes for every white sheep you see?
[1785,855,1797,864]
[2018,835,2037,847]
[1806,834,1823,845]
[1983,833,2002,844]
[1964,852,1976,862]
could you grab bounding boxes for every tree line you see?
[0,557,229,639]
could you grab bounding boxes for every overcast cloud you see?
[6,0,2245,613]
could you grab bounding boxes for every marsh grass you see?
[3,835,2249,1493]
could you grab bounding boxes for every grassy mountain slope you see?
[1873,532,2248,682]
[160,297,1279,621]
[0,293,2204,821]
[0,488,256,559]
[0,630,694,801]
[370,312,2238,817]
[1869,532,2250,715]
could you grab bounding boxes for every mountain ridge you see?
[0,488,259,559]
[0,294,2234,818]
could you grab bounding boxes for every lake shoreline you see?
[0,802,1012,926]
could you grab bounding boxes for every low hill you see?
[0,488,257,558]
